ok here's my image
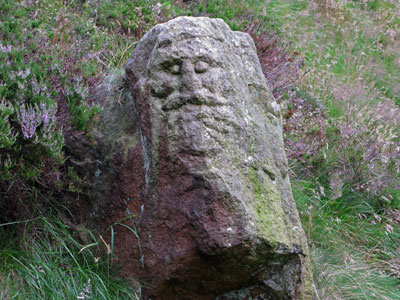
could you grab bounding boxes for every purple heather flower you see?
[16,104,42,139]
[17,103,57,140]
[0,44,12,53]
[16,68,30,79]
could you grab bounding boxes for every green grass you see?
[0,215,139,300]
[294,179,400,299]
[264,0,400,109]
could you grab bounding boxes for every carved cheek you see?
[194,61,208,73]
[201,68,225,93]
[150,75,179,98]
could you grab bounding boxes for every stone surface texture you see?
[68,16,313,300]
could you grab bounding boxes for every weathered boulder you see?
[68,16,313,300]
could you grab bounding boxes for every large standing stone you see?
[122,16,313,299]
[68,16,313,300]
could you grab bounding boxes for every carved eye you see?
[170,64,181,74]
[195,61,208,73]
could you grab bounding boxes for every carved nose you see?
[180,61,201,93]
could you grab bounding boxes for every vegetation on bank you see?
[0,0,399,299]
[0,214,140,299]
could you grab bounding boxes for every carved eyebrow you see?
[195,54,214,63]
[155,53,221,69]
[157,58,182,69]
[197,53,224,67]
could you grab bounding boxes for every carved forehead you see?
[156,16,230,43]
[150,37,223,65]
[125,17,258,82]
[146,18,237,68]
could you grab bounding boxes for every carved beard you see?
[137,45,236,160]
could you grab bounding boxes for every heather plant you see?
[284,96,400,202]
[66,80,101,132]
[0,100,17,149]
[0,0,98,201]
[0,0,170,205]
[243,21,305,100]
[0,65,64,182]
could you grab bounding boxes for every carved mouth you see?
[161,91,227,112]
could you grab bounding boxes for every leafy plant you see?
[66,81,101,132]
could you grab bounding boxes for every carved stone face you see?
[148,38,231,110]
[145,37,236,157]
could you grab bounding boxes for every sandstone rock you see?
[123,16,312,299]
[69,16,313,300]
